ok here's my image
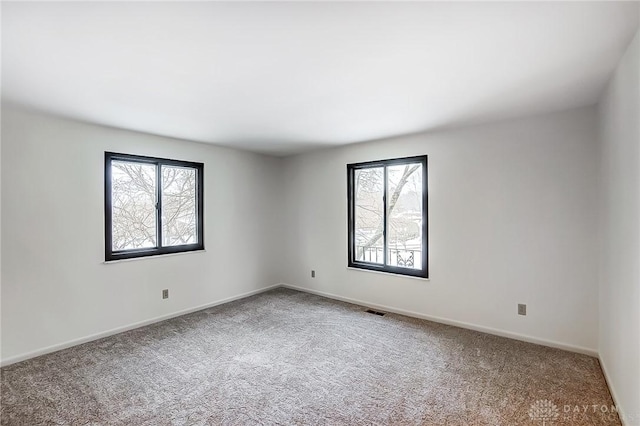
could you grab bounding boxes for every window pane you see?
[354,167,384,264]
[162,166,197,246]
[111,161,157,250]
[387,163,423,269]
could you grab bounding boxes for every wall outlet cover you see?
[518,303,526,315]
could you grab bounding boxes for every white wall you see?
[0,5,3,363]
[0,107,283,362]
[0,103,606,366]
[598,30,640,425]
[281,107,600,354]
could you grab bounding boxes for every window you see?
[104,152,204,261]
[347,156,428,278]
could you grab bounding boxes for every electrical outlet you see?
[518,304,526,316]
[311,270,316,278]
[162,289,169,299]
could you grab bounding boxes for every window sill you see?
[103,249,206,264]
[346,266,430,281]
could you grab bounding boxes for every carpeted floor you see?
[1,288,619,425]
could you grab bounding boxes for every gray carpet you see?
[1,288,619,425]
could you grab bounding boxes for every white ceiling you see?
[2,2,639,156]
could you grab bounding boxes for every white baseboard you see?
[0,284,281,367]
[599,355,627,426]
[280,283,599,357]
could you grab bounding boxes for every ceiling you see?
[2,2,639,156]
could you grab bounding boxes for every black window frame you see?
[104,152,204,261]
[347,155,428,278]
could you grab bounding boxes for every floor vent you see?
[365,309,385,316]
